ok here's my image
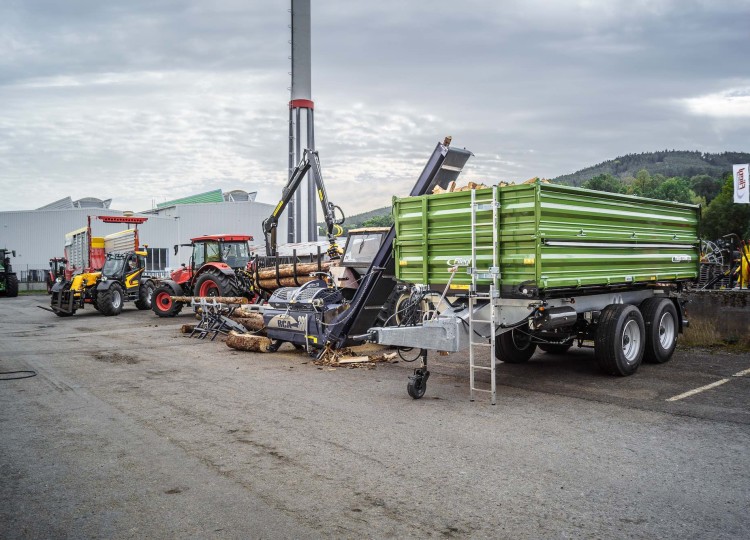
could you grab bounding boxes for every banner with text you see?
[734,164,749,204]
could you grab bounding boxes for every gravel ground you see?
[1,295,749,539]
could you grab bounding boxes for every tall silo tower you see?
[288,0,317,242]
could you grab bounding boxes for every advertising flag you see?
[734,164,749,204]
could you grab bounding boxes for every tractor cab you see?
[189,236,251,271]
[47,257,68,294]
[101,251,144,281]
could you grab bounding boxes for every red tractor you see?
[152,234,258,317]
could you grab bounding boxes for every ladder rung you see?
[470,387,493,393]
[471,365,495,371]
[470,319,493,323]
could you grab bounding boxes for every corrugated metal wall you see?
[0,200,285,273]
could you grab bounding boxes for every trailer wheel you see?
[639,298,678,364]
[134,281,154,310]
[407,369,429,399]
[495,327,537,364]
[98,283,124,316]
[152,285,183,317]
[594,304,645,376]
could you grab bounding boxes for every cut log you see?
[257,276,318,289]
[180,324,196,333]
[231,316,265,332]
[256,262,332,280]
[171,296,249,304]
[226,331,272,352]
[233,307,265,318]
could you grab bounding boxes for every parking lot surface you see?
[2,296,749,538]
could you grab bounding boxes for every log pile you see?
[256,261,333,290]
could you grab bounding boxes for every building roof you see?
[37,196,112,210]
[157,189,224,209]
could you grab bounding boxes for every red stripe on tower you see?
[289,99,314,109]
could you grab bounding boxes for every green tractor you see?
[0,248,19,298]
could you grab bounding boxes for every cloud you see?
[681,87,750,118]
[0,0,749,215]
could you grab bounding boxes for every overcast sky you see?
[1,0,748,214]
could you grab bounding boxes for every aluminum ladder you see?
[468,186,500,404]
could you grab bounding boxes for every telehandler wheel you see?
[195,269,240,298]
[135,281,154,310]
[98,283,124,316]
[5,274,19,297]
[495,327,537,364]
[152,286,183,317]
[639,297,678,364]
[594,304,645,376]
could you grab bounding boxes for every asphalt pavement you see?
[1,295,748,539]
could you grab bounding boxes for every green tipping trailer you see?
[367,178,701,402]
[393,181,700,296]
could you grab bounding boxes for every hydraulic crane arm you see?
[262,149,345,257]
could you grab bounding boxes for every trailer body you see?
[393,182,700,297]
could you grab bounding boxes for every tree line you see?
[581,170,749,239]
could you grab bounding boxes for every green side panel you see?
[393,182,700,295]
[157,189,224,208]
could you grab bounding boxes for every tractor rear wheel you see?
[98,283,124,316]
[195,269,241,298]
[135,281,154,310]
[152,285,183,317]
[5,274,19,297]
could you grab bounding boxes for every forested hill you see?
[553,150,750,186]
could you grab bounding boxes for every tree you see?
[629,169,659,198]
[652,177,695,204]
[582,173,627,193]
[700,174,750,239]
[690,174,722,204]
[360,214,394,228]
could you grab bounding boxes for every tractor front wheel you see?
[98,283,124,316]
[152,286,183,317]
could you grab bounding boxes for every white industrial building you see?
[0,190,286,279]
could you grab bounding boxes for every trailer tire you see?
[639,298,678,364]
[538,343,572,354]
[152,285,183,317]
[135,281,154,310]
[5,274,19,297]
[495,327,537,364]
[594,304,644,376]
[98,283,124,316]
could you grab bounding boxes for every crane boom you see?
[262,149,344,257]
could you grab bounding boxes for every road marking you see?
[666,379,731,402]
[666,367,750,402]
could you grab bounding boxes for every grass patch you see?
[682,319,750,351]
